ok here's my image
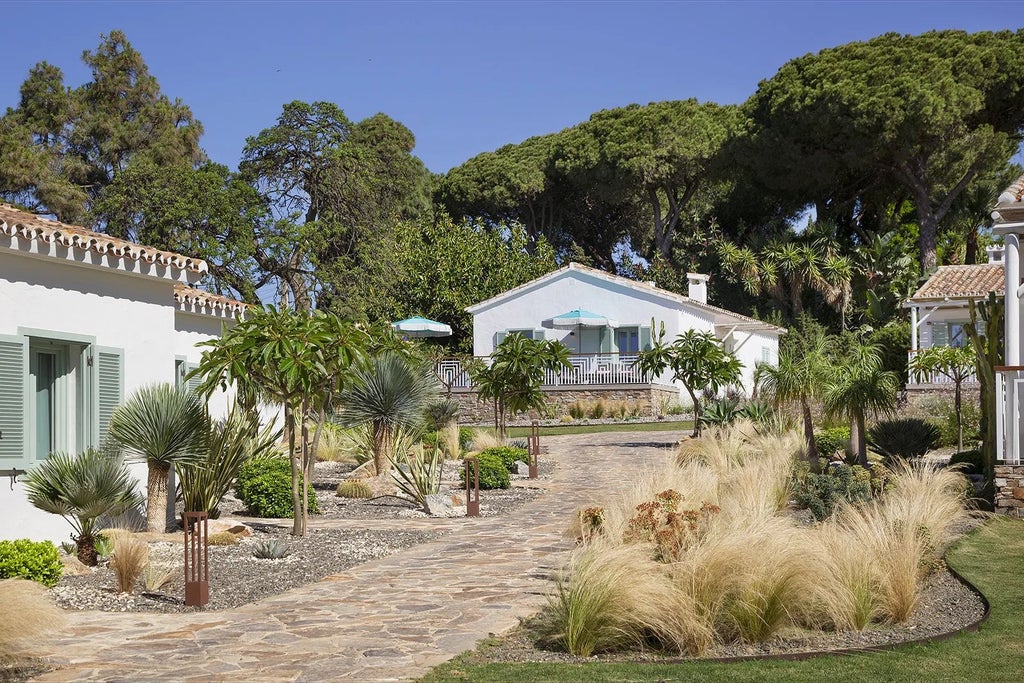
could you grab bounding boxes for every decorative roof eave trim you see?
[173,285,248,319]
[714,322,789,334]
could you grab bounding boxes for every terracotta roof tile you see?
[173,284,248,316]
[0,203,208,276]
[910,264,1004,300]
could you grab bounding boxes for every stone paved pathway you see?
[34,430,683,682]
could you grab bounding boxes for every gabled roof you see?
[467,262,785,333]
[0,203,208,281]
[908,264,1004,302]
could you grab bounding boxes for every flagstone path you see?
[34,430,684,683]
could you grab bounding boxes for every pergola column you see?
[1005,232,1020,366]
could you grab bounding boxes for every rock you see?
[425,494,452,517]
[365,474,395,497]
[514,460,530,476]
[450,494,464,507]
[208,519,252,537]
[60,553,92,576]
[350,461,378,479]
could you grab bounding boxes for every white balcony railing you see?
[996,366,1024,464]
[906,350,979,387]
[434,353,658,390]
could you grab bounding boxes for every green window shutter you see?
[94,347,123,447]
[640,326,652,351]
[533,329,545,341]
[0,335,28,467]
[495,331,507,347]
[931,324,949,348]
[184,362,202,395]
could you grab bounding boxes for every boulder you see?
[60,553,92,576]
[208,518,252,537]
[514,460,530,477]
[425,494,453,517]
[349,461,378,479]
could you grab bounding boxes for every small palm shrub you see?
[814,427,851,458]
[0,540,63,587]
[235,457,318,518]
[252,538,290,559]
[22,448,143,566]
[178,409,281,518]
[461,453,511,490]
[793,464,873,521]
[336,480,373,499]
[108,535,148,594]
[392,444,445,512]
[424,398,460,430]
[867,418,941,463]
[0,579,64,659]
[479,446,529,472]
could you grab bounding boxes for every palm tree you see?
[108,383,208,532]
[754,321,831,468]
[23,448,143,566]
[822,342,899,466]
[340,353,440,475]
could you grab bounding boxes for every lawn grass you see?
[421,516,1024,682]
[503,420,693,438]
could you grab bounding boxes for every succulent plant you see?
[207,531,239,546]
[336,479,373,499]
[251,538,290,560]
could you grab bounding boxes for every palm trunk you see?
[373,424,391,475]
[853,411,868,467]
[954,380,964,454]
[76,534,98,567]
[146,461,170,533]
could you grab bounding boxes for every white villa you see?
[905,245,1005,388]
[0,204,245,542]
[443,262,784,407]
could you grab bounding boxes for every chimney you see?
[988,245,1005,265]
[687,273,709,304]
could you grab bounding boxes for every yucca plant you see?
[424,398,460,431]
[866,418,941,464]
[22,448,143,566]
[108,383,209,532]
[340,353,440,475]
[177,408,281,518]
[391,444,444,513]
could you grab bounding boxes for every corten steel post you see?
[528,420,540,478]
[183,511,209,607]
[464,457,480,517]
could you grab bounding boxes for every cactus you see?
[336,479,373,499]
[251,538,290,560]
[207,531,239,546]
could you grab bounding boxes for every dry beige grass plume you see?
[109,535,149,594]
[0,578,64,658]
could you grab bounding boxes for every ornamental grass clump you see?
[543,423,970,657]
[0,578,64,659]
[108,535,149,594]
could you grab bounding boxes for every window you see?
[0,333,122,469]
[617,327,640,353]
[761,346,772,363]
[948,323,968,348]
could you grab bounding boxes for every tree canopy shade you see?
[0,30,203,224]
[746,29,1024,273]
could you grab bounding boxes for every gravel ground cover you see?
[455,568,986,664]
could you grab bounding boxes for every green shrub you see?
[421,430,439,447]
[867,418,941,463]
[793,464,872,521]
[927,398,982,448]
[234,457,318,518]
[479,446,529,472]
[949,449,984,475]
[0,540,63,587]
[336,479,373,499]
[814,427,851,458]
[458,427,474,451]
[461,453,511,490]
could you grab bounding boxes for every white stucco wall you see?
[0,251,233,543]
[913,304,975,349]
[725,329,781,396]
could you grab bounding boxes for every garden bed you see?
[453,566,986,665]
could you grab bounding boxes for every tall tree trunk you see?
[146,461,170,533]
[853,412,868,467]
[686,386,701,437]
[289,412,303,536]
[954,380,963,454]
[802,398,820,472]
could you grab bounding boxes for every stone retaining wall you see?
[994,464,1024,516]
[450,384,681,424]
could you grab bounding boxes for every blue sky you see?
[1,1,1022,174]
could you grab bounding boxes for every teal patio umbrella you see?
[542,309,619,353]
[391,316,453,338]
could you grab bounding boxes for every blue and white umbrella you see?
[542,309,619,330]
[391,316,453,338]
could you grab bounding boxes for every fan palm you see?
[108,383,209,532]
[23,448,143,566]
[822,343,899,466]
[340,353,440,475]
[754,326,831,467]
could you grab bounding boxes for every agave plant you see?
[340,353,440,475]
[23,448,143,566]
[699,398,741,429]
[252,538,290,560]
[391,443,444,513]
[177,408,281,518]
[108,383,209,532]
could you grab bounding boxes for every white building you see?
[904,246,1005,388]
[0,204,245,542]
[465,262,784,396]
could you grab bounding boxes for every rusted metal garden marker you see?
[183,511,209,607]
[464,457,480,517]
[528,420,540,479]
